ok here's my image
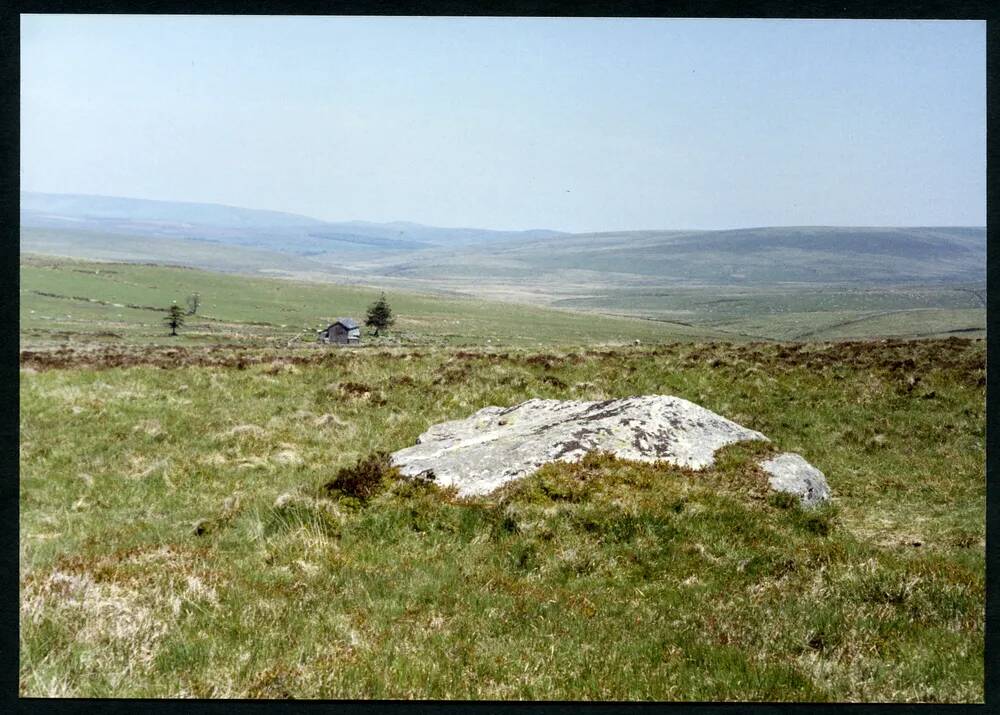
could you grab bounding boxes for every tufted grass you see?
[19,338,985,700]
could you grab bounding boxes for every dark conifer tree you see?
[165,304,185,336]
[365,292,395,336]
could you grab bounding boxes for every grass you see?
[553,284,987,341]
[22,253,986,347]
[20,254,725,348]
[19,337,985,700]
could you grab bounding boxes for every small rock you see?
[758,453,831,507]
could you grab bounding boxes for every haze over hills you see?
[20,191,328,229]
[20,191,567,253]
[20,191,987,340]
[21,191,986,282]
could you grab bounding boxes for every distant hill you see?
[20,192,986,341]
[19,192,567,252]
[20,191,327,229]
[20,191,986,292]
[417,225,987,285]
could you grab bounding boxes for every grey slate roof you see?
[330,318,359,330]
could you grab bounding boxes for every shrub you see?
[321,452,399,504]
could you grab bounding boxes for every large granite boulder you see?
[390,395,831,505]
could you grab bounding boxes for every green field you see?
[19,338,985,700]
[22,220,987,344]
[18,252,986,700]
[20,255,726,348]
[20,255,986,348]
[551,284,987,341]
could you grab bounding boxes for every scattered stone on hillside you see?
[758,453,831,507]
[390,395,775,498]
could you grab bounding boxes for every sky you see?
[20,16,986,232]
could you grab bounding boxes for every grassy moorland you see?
[19,254,725,348]
[551,284,987,342]
[21,246,987,346]
[19,338,985,700]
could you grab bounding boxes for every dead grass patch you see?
[313,413,347,428]
[132,419,164,438]
[220,424,268,440]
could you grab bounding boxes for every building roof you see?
[329,318,359,330]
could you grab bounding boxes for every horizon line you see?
[19,189,987,235]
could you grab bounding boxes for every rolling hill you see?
[22,192,985,286]
[20,192,567,255]
[20,192,986,341]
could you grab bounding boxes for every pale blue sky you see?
[21,16,985,232]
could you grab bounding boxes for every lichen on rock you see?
[390,395,817,498]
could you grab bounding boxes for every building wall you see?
[319,323,361,344]
[320,325,360,344]
[330,324,349,343]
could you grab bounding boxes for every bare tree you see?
[186,293,201,315]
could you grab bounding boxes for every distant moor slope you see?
[19,255,726,347]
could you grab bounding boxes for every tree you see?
[165,304,185,336]
[365,292,395,336]
[186,293,201,315]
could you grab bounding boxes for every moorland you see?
[21,192,986,342]
[18,193,986,701]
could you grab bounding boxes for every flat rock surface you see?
[391,395,770,497]
[759,452,832,507]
